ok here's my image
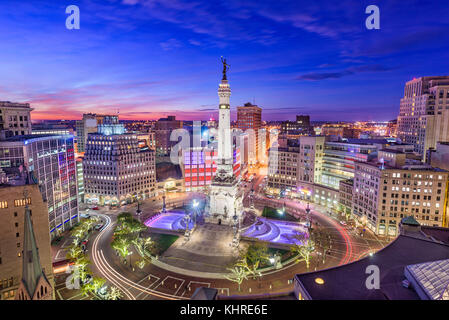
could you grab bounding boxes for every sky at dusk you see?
[1,0,448,122]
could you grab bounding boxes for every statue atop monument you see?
[221,56,230,80]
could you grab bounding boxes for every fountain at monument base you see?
[145,210,307,246]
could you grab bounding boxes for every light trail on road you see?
[90,214,136,300]
[90,213,188,300]
[260,196,355,265]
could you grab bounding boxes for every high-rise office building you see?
[352,150,449,236]
[154,116,183,156]
[0,184,54,300]
[429,142,449,171]
[267,142,299,193]
[0,134,78,236]
[237,103,262,165]
[0,101,33,138]
[83,123,156,206]
[75,113,119,153]
[76,114,98,153]
[321,141,378,189]
[397,76,449,160]
[76,156,84,203]
[280,115,314,137]
[297,136,325,185]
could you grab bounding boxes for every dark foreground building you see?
[294,217,449,300]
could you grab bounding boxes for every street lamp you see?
[128,251,133,268]
[306,202,312,231]
[162,192,167,213]
[136,199,142,218]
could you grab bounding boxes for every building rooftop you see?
[362,159,448,172]
[1,133,72,143]
[345,138,390,145]
[0,101,31,108]
[420,226,449,245]
[294,226,449,300]
[405,259,449,300]
[379,148,404,154]
[402,215,420,226]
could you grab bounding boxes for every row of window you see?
[0,198,32,209]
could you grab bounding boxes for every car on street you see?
[80,213,90,219]
[340,220,347,226]
[92,206,99,210]
[94,224,104,231]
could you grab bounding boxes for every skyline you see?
[1,1,449,121]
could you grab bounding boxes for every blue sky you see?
[0,0,448,121]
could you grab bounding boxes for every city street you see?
[53,182,388,300]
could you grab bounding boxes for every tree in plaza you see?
[291,231,315,269]
[225,265,250,292]
[75,256,92,283]
[91,277,106,294]
[133,236,155,259]
[80,282,94,297]
[72,225,86,243]
[111,235,132,262]
[117,212,133,224]
[66,244,83,261]
[80,277,106,298]
[115,212,146,238]
[84,216,99,232]
[317,229,332,264]
[135,258,148,269]
[126,218,147,238]
[107,286,122,300]
[239,242,269,279]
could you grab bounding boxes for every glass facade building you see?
[0,134,79,236]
